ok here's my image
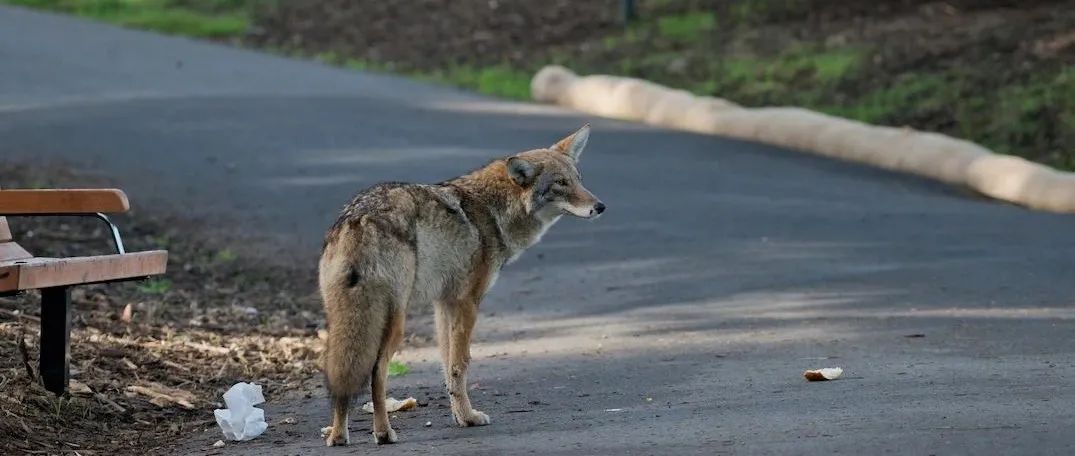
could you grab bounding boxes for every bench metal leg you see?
[39,286,71,395]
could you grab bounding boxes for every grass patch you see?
[314,53,531,100]
[805,50,862,83]
[214,248,237,263]
[975,68,1075,167]
[388,360,410,377]
[657,12,715,42]
[699,47,864,103]
[814,67,1075,169]
[136,278,171,295]
[422,65,532,100]
[727,0,810,25]
[821,73,950,123]
[730,48,862,85]
[109,9,246,37]
[3,0,250,38]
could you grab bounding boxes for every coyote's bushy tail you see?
[322,299,387,399]
[319,250,389,400]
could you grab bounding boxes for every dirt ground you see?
[252,0,1075,168]
[0,162,328,455]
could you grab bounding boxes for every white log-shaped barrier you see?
[531,65,1075,213]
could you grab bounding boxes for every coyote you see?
[319,125,605,446]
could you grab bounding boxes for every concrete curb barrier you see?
[531,65,1075,213]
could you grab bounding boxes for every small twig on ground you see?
[126,384,197,409]
[0,308,41,323]
[181,340,231,355]
[94,393,126,414]
[18,325,37,382]
[161,360,191,372]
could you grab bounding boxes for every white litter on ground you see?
[213,382,268,441]
[803,367,843,381]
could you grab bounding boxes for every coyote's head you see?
[506,124,606,220]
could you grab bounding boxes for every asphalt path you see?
[2,6,1075,455]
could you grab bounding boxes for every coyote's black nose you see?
[594,202,606,214]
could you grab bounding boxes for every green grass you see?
[697,47,864,103]
[735,48,861,84]
[388,360,409,377]
[3,0,250,38]
[331,56,532,101]
[820,74,949,123]
[728,0,809,24]
[136,278,172,295]
[657,12,715,42]
[807,50,861,83]
[213,248,237,263]
[814,68,1075,169]
[420,65,532,100]
[976,68,1075,167]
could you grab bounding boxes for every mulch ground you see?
[0,162,326,455]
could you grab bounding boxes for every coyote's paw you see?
[373,428,398,445]
[322,425,350,446]
[456,410,491,427]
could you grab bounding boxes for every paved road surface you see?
[3,6,1075,455]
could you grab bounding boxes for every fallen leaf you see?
[362,397,418,413]
[69,380,93,396]
[126,383,198,409]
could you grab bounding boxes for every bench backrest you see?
[0,186,35,262]
[1,185,132,263]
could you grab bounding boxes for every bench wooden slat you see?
[0,217,11,242]
[0,250,168,292]
[0,242,32,261]
[0,259,16,291]
[0,189,130,215]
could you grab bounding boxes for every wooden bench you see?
[0,186,168,395]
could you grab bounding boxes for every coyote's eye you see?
[555,177,569,187]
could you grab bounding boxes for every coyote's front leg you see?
[435,303,490,427]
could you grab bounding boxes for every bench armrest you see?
[0,189,130,215]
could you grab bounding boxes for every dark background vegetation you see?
[6,0,1073,168]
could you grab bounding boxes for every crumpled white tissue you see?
[214,382,267,441]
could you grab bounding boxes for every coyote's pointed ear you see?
[507,156,537,186]
[550,124,590,161]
